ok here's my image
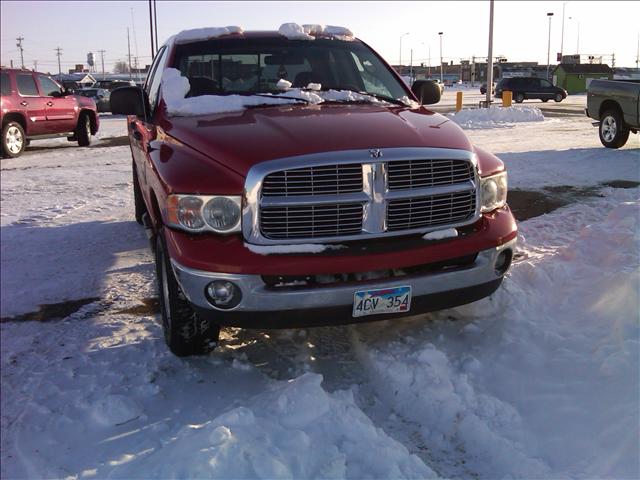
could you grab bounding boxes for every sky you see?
[1,0,639,75]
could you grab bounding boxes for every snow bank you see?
[107,373,433,479]
[160,68,414,116]
[449,106,544,129]
[356,190,640,478]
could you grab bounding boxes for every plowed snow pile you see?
[449,105,544,129]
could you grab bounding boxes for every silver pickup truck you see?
[586,79,639,148]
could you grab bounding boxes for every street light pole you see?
[485,0,494,107]
[560,2,567,60]
[546,12,554,79]
[438,31,443,83]
[399,32,409,73]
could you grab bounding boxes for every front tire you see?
[541,98,549,102]
[2,121,26,158]
[599,109,629,149]
[554,93,563,102]
[514,92,524,103]
[156,232,220,357]
[76,112,92,147]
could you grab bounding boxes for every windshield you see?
[172,37,408,101]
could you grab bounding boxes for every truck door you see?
[37,74,78,133]
[15,72,48,136]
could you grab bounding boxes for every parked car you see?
[92,79,137,91]
[1,68,99,158]
[76,88,111,112]
[480,82,495,95]
[586,79,639,148]
[111,26,517,357]
[495,77,567,103]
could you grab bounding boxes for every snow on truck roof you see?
[169,23,354,46]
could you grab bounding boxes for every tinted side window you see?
[38,75,62,96]
[147,46,168,110]
[17,74,39,96]
[0,72,11,96]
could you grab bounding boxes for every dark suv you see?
[0,68,99,158]
[495,77,567,103]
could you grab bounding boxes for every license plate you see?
[352,286,412,318]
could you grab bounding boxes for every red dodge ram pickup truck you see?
[1,68,99,158]
[111,25,517,357]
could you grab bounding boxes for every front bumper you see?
[171,238,516,328]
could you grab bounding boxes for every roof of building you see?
[555,63,612,74]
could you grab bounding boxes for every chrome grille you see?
[260,203,363,239]
[262,164,363,197]
[387,191,476,231]
[387,159,473,190]
[246,148,481,245]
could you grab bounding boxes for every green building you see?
[553,64,613,94]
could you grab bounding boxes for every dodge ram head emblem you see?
[369,148,383,158]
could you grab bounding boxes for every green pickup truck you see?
[586,79,639,148]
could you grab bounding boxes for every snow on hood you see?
[279,23,354,41]
[161,68,417,116]
[448,106,545,129]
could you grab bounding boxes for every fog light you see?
[205,280,242,309]
[495,249,513,276]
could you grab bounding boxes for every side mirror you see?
[110,86,149,117]
[51,90,64,98]
[411,80,441,105]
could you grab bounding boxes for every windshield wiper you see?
[219,91,310,104]
[322,88,408,106]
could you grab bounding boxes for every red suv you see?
[0,68,99,158]
[112,26,517,357]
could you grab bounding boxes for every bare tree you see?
[113,61,129,74]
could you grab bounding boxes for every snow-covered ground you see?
[1,111,638,479]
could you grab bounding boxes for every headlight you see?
[166,194,241,234]
[480,172,507,213]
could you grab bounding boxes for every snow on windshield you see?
[161,68,417,116]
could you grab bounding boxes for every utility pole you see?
[98,49,106,79]
[16,37,25,69]
[153,0,158,55]
[148,0,155,60]
[127,28,132,80]
[636,32,639,69]
[485,1,494,107]
[33,60,37,71]
[611,53,615,69]
[428,45,431,77]
[55,47,63,75]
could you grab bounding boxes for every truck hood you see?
[161,103,473,177]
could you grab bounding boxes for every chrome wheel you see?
[601,115,617,143]
[5,126,23,154]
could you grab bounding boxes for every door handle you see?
[46,101,53,107]
[20,101,28,106]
